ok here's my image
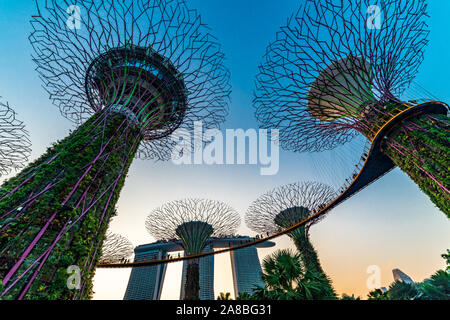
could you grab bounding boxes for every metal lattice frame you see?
[99,232,134,264]
[245,181,337,235]
[0,98,31,177]
[146,199,240,248]
[254,0,429,152]
[0,0,230,300]
[146,198,239,300]
[30,0,231,160]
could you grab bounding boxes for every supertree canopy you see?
[99,232,133,265]
[0,0,230,300]
[246,181,337,298]
[254,0,449,216]
[146,199,240,300]
[0,98,31,177]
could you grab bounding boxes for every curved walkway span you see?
[98,101,448,269]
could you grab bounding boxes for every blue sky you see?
[0,0,449,299]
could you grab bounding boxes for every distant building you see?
[392,268,414,284]
[123,241,175,300]
[124,236,275,300]
[230,246,265,296]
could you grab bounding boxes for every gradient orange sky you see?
[91,164,449,300]
[91,0,450,299]
[0,0,448,300]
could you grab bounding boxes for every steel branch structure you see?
[96,101,448,270]
[0,0,230,300]
[99,232,134,265]
[31,0,230,160]
[246,181,336,296]
[254,0,449,215]
[94,0,448,273]
[246,182,335,235]
[0,98,31,177]
[146,199,240,300]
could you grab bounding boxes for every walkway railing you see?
[98,100,448,269]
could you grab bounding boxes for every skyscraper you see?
[230,246,265,296]
[1,0,231,300]
[124,241,179,300]
[124,237,274,300]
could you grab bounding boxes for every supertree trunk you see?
[289,227,336,298]
[253,0,450,218]
[0,0,231,301]
[382,113,449,216]
[184,259,200,300]
[147,200,240,300]
[246,182,339,298]
[289,228,323,274]
[0,112,142,299]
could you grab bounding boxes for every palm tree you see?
[341,293,361,300]
[297,269,337,299]
[236,292,253,300]
[387,281,419,300]
[250,286,272,300]
[261,249,303,294]
[288,225,336,298]
[367,288,389,300]
[246,182,338,297]
[418,270,450,300]
[217,292,232,300]
[258,249,336,300]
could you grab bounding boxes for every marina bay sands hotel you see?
[124,237,275,300]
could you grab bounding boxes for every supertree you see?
[99,232,133,264]
[0,98,31,177]
[246,181,337,298]
[146,199,240,300]
[254,0,449,216]
[0,0,230,300]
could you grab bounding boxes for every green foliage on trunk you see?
[289,227,336,298]
[382,113,449,217]
[240,249,337,300]
[0,112,142,299]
